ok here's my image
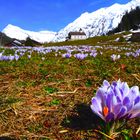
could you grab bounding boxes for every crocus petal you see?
[129,102,140,118]
[112,81,117,87]
[113,103,122,119]
[121,82,129,97]
[96,89,105,99]
[116,79,122,88]
[123,97,130,106]
[91,98,102,111]
[133,101,140,110]
[129,112,140,119]
[129,86,140,102]
[96,89,107,106]
[134,96,140,105]
[126,114,132,119]
[103,80,110,88]
[114,87,122,101]
[116,96,121,103]
[91,97,104,120]
[105,112,114,122]
[106,93,113,111]
[130,86,139,97]
[117,106,127,119]
[123,97,132,111]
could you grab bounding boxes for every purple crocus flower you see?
[28,55,31,59]
[9,55,15,61]
[74,53,88,60]
[62,53,71,58]
[0,55,9,61]
[91,80,140,122]
[90,52,98,57]
[15,55,20,61]
[111,54,120,61]
[125,52,131,57]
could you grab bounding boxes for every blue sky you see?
[0,0,131,32]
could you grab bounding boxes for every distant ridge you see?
[2,24,56,43]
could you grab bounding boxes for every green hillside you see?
[44,32,132,47]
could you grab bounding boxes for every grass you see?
[0,36,140,139]
[44,32,133,47]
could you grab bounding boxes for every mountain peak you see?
[4,24,23,30]
[5,24,16,28]
[2,24,56,43]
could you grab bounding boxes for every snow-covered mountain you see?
[53,0,140,42]
[2,24,56,43]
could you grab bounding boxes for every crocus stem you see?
[94,129,115,140]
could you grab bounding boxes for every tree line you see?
[108,6,140,34]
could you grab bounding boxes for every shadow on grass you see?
[0,137,15,140]
[61,103,104,130]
